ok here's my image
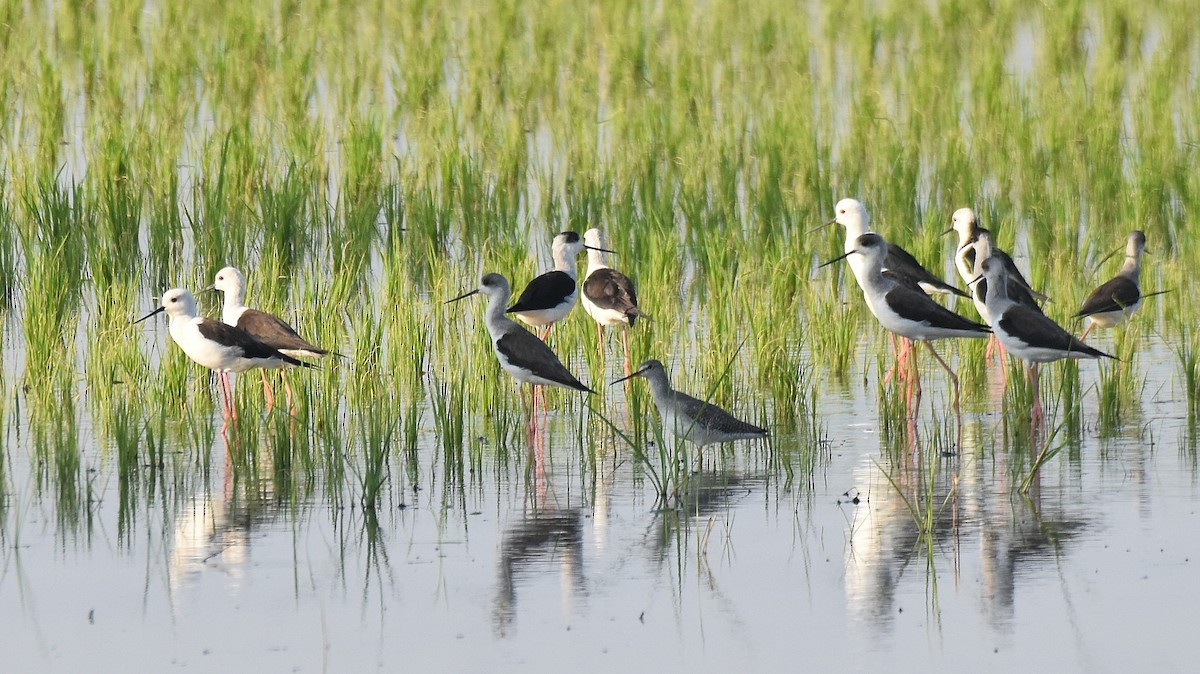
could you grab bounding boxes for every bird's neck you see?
[852,262,889,296]
[167,311,197,337]
[644,372,672,401]
[841,223,869,252]
[222,287,246,312]
[585,249,609,275]
[485,291,515,339]
[983,274,1011,306]
[552,250,578,278]
[1119,253,1140,281]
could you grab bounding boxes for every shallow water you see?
[3,335,1195,671]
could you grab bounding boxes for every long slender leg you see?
[260,369,276,413]
[219,371,234,433]
[906,341,922,419]
[883,333,901,385]
[620,325,632,378]
[997,342,1009,387]
[1029,363,1044,431]
[596,322,604,354]
[283,375,296,417]
[1079,321,1095,342]
[226,371,239,421]
[923,341,961,412]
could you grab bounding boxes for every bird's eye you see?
[170,297,177,303]
[838,208,846,214]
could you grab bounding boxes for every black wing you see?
[237,309,330,355]
[885,286,990,333]
[993,249,1049,300]
[883,269,926,293]
[672,390,768,436]
[999,305,1114,359]
[507,271,576,312]
[974,277,1045,315]
[583,268,646,323]
[496,331,592,392]
[1075,276,1140,318]
[886,243,969,298]
[196,319,310,367]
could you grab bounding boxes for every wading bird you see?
[580,227,648,376]
[613,359,766,450]
[134,288,311,431]
[208,266,338,414]
[507,231,613,341]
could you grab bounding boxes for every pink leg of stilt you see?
[219,371,235,433]
[998,342,1009,387]
[621,326,632,378]
[924,341,962,416]
[260,369,276,413]
[1028,363,1044,431]
[884,334,901,385]
[1079,322,1095,343]
[283,376,296,417]
[907,352,923,421]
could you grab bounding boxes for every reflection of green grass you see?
[0,0,1192,532]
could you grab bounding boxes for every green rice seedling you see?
[0,189,17,309]
[354,406,399,512]
[1172,323,1200,422]
[257,163,314,273]
[805,285,861,382]
[429,373,467,486]
[1096,324,1145,433]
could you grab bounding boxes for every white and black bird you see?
[823,232,990,409]
[134,288,311,430]
[1075,231,1158,341]
[507,231,613,340]
[968,230,1045,323]
[821,198,969,298]
[945,207,1047,302]
[449,273,592,394]
[965,230,1046,373]
[207,266,338,413]
[977,256,1114,425]
[612,359,766,449]
[580,227,648,375]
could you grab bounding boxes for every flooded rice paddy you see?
[2,0,1200,670]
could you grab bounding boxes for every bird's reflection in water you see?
[493,507,585,636]
[647,469,765,561]
[843,426,1088,632]
[167,435,281,609]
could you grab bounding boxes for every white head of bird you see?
[583,228,611,269]
[550,231,588,274]
[208,266,249,321]
[832,198,871,242]
[211,266,247,296]
[947,207,981,244]
[135,287,199,324]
